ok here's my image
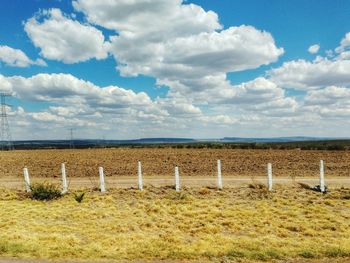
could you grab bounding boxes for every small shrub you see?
[299,250,316,259]
[0,240,28,255]
[74,192,85,203]
[325,247,350,257]
[30,182,62,201]
[227,249,245,258]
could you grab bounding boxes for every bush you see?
[30,182,62,201]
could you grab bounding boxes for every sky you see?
[1,0,350,140]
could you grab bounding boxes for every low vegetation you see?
[9,139,350,150]
[29,182,62,201]
[73,192,85,203]
[0,186,350,262]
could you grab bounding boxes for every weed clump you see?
[30,182,62,201]
[73,192,85,203]
[299,250,317,259]
[325,247,350,257]
[247,183,271,199]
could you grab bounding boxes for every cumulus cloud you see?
[24,8,110,63]
[73,0,284,99]
[0,73,210,127]
[1,72,255,139]
[269,58,350,89]
[308,44,320,54]
[155,97,201,116]
[10,0,350,138]
[269,32,350,90]
[199,115,238,125]
[216,77,298,117]
[305,86,350,106]
[73,0,221,37]
[303,86,350,118]
[2,73,154,109]
[0,45,46,67]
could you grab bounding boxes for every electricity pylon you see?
[0,92,14,150]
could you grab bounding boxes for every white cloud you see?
[0,73,208,127]
[215,77,298,117]
[308,44,320,54]
[0,45,46,67]
[199,115,238,125]
[303,86,350,118]
[305,86,350,106]
[269,32,350,90]
[155,97,201,115]
[1,72,297,139]
[110,25,283,79]
[8,1,350,138]
[73,0,284,99]
[269,58,350,89]
[24,8,110,64]
[2,73,153,110]
[73,0,221,37]
[335,32,350,53]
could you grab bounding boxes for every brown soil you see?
[0,148,349,178]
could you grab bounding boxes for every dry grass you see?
[0,148,350,178]
[1,185,350,262]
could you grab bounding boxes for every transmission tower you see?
[0,92,14,151]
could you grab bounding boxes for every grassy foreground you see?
[0,185,350,262]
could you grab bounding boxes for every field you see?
[1,148,350,262]
[0,148,350,179]
[1,186,350,262]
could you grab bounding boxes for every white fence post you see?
[138,161,143,191]
[61,163,68,194]
[99,167,106,193]
[217,160,222,190]
[267,163,273,191]
[175,166,180,192]
[320,160,325,192]
[23,167,31,192]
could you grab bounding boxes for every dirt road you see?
[1,176,349,190]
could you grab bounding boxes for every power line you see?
[0,92,14,151]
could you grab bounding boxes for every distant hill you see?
[221,136,341,143]
[2,137,349,150]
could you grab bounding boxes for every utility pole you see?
[69,128,75,149]
[0,92,14,151]
[102,135,106,148]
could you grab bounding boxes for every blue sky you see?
[1,0,350,139]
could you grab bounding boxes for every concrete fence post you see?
[175,166,180,192]
[217,160,222,190]
[99,167,106,193]
[138,161,143,191]
[267,163,273,191]
[61,163,68,194]
[320,160,325,192]
[23,167,31,192]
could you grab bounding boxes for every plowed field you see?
[0,148,349,178]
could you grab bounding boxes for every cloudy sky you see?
[1,0,350,140]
